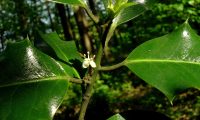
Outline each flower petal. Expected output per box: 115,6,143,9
82,59,90,68
90,60,96,68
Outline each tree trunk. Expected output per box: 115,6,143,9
74,7,93,52
46,2,55,31
56,3,74,40
14,0,28,38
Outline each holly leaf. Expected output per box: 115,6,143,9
40,32,82,64
0,39,72,120
107,114,126,120
125,21,200,103
114,0,157,25
114,4,146,26
105,0,157,49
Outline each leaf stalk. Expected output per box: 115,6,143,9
99,61,125,71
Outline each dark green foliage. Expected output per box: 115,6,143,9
1,0,200,120
125,21,200,102
40,32,82,63
107,114,125,120
0,39,71,120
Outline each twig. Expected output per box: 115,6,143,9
84,6,99,24
78,44,103,120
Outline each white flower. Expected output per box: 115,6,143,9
82,51,96,68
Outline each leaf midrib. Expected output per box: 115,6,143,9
0,76,70,88
126,59,200,65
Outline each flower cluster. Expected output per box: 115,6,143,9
82,51,96,68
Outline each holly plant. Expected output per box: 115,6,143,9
1,0,200,120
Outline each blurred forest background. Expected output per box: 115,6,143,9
1,0,200,120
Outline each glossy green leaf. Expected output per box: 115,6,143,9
125,21,200,102
105,3,145,47
114,0,157,26
105,0,157,49
40,32,82,63
0,39,71,120
107,114,126,120
47,0,86,7
114,4,146,26
58,61,80,78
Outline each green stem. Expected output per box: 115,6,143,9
78,12,113,119
99,61,125,71
78,44,103,120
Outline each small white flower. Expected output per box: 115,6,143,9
82,51,96,68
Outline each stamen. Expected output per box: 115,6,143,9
87,51,90,59
91,55,95,60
